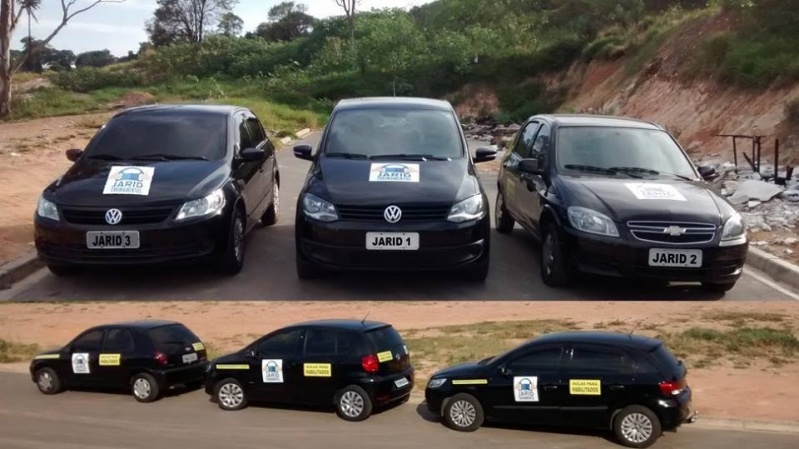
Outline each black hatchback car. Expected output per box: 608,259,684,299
30,320,209,403
496,114,748,292
425,331,696,448
204,319,414,421
34,105,280,276
293,97,496,281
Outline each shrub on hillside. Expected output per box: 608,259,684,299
50,67,143,92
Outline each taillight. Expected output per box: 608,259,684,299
154,351,169,366
659,379,685,396
361,354,379,373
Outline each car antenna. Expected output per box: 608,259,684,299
628,319,644,336
361,312,369,324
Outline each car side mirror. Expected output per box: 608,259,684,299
518,158,543,175
498,365,511,377
474,146,497,163
293,144,313,161
697,165,718,181
66,149,83,162
240,147,265,163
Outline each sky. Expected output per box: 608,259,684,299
11,0,433,57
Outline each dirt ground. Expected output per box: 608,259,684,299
1,300,798,424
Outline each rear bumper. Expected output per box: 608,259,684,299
152,361,209,390
655,389,693,431
359,367,415,406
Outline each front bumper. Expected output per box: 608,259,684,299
563,229,748,283
296,214,490,271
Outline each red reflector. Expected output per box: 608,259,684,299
361,354,379,373
154,351,169,366
659,380,684,396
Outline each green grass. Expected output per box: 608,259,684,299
658,327,799,361
0,339,40,363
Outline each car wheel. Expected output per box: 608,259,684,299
261,180,279,226
216,210,245,276
495,191,514,234
296,249,320,280
443,393,484,432
131,373,160,403
216,378,248,411
540,223,573,287
702,281,736,293
335,385,373,422
47,264,79,276
614,405,662,448
35,368,63,395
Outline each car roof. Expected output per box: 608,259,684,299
285,319,391,332
112,104,245,119
534,114,663,130
531,331,662,349
99,319,182,330
334,96,452,112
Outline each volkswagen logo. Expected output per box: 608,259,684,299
105,208,122,225
384,205,402,223
663,225,687,236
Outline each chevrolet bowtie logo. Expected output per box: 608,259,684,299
663,225,687,236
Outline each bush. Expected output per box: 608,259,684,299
50,67,143,93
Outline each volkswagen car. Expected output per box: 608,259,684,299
34,105,280,276
495,114,748,293
292,97,496,280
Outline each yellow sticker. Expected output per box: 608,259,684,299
192,342,205,351
452,379,488,385
99,354,121,366
304,363,332,377
34,354,60,360
217,364,249,370
569,379,601,395
377,351,393,363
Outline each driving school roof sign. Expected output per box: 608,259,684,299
103,166,155,196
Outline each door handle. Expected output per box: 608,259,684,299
608,385,625,391
542,385,558,391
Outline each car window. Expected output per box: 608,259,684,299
103,329,136,352
365,326,405,354
566,346,635,374
71,330,104,352
258,329,302,357
324,108,464,158
556,126,697,179
148,324,201,351
238,118,255,151
647,344,686,379
245,117,266,145
530,124,550,159
513,122,539,159
305,329,337,355
84,113,228,160
507,347,563,375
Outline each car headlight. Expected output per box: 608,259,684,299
302,193,339,222
567,206,619,237
447,194,485,223
176,188,226,221
427,378,447,389
37,196,59,221
720,212,747,246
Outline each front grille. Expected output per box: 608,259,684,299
39,240,213,262
627,221,716,245
336,205,450,222
62,207,175,225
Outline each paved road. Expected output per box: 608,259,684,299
4,134,797,301
0,372,796,449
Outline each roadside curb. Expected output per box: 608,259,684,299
0,252,43,290
691,417,799,435
747,247,799,292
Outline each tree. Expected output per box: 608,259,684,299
75,49,116,68
251,2,314,42
334,0,357,45
146,0,237,46
217,11,242,36
1,0,124,117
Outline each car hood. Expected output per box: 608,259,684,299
559,177,728,225
210,352,244,366
431,361,485,379
47,159,229,207
312,158,473,206
30,349,62,362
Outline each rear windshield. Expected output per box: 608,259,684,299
148,324,201,352
324,108,463,159
648,344,685,379
365,326,405,352
85,113,228,160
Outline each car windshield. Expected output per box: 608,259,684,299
556,126,698,180
323,108,464,159
84,113,228,161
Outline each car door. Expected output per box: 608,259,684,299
296,328,356,405
482,344,567,426
502,121,540,224
559,344,638,429
246,328,305,403
65,328,105,387
96,327,137,388
232,113,261,224
244,114,273,219
518,123,551,235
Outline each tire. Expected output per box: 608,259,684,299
443,393,485,432
35,367,63,395
261,180,279,226
215,210,246,276
296,249,320,280
131,373,160,403
47,264,79,276
702,282,736,293
540,222,573,287
335,385,373,422
495,190,515,234
215,378,248,411
613,405,662,448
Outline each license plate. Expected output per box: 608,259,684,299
182,353,198,364
366,232,419,250
394,377,410,388
648,248,702,267
86,231,140,249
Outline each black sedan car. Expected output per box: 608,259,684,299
293,97,496,281
30,320,209,403
425,331,696,448
496,114,748,292
204,319,414,421
34,105,280,276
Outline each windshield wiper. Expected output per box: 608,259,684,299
87,153,125,161
324,152,370,160
371,153,451,161
610,166,694,181
136,154,208,161
564,164,618,175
